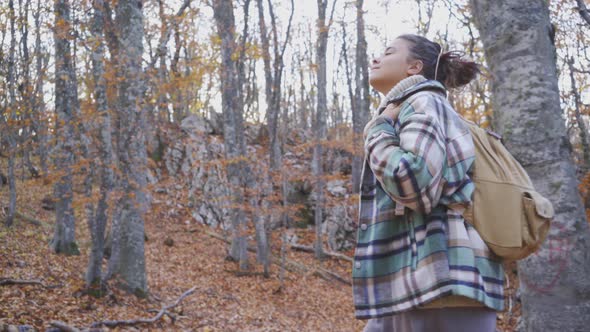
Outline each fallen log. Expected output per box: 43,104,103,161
0,203,49,227
15,210,46,227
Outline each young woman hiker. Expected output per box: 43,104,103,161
353,34,504,332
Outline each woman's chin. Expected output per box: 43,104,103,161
369,77,383,92
369,82,387,94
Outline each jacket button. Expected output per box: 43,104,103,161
360,224,368,231
355,261,361,269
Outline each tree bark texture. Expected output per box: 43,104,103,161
33,0,48,176
351,0,370,193
50,0,79,255
312,0,335,259
4,0,18,228
108,0,148,294
85,0,115,289
471,1,590,330
212,0,249,270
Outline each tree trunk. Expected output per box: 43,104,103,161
212,0,249,271
566,57,590,173
33,0,48,177
312,0,335,259
5,0,18,228
85,0,115,291
50,0,79,255
155,0,170,123
352,0,370,193
18,0,36,180
471,1,590,330
107,0,149,295
255,0,294,274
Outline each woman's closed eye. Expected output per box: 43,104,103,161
383,47,395,56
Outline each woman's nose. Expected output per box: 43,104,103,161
372,58,379,65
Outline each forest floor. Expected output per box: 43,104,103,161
0,173,520,331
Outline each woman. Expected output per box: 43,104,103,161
353,34,504,332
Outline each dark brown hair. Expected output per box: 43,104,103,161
397,34,479,89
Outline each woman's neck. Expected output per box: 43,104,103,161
378,75,427,110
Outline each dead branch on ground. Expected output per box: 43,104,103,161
49,286,197,331
90,286,197,328
0,277,61,288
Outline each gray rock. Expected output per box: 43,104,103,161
181,114,213,136
206,109,224,135
326,179,347,197
323,204,356,251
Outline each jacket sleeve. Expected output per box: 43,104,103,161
364,94,446,214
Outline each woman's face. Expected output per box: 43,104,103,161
369,38,422,94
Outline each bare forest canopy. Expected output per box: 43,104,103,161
1,0,589,331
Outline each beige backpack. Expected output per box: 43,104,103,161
460,118,554,261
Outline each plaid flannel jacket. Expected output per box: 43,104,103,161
352,78,504,319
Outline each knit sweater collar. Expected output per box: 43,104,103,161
376,75,446,115
378,75,427,109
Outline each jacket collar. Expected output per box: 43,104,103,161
377,75,447,115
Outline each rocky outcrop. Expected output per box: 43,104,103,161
162,114,357,250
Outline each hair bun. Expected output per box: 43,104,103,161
397,34,480,88
438,51,479,88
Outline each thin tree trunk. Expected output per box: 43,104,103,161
576,0,590,26
260,0,294,171
33,0,48,177
471,1,590,330
212,0,249,271
85,0,114,291
171,23,186,123
352,0,370,193
155,0,170,123
254,0,273,272
5,0,18,227
50,0,79,255
298,60,308,131
18,0,36,179
255,0,294,275
566,57,590,173
312,0,336,259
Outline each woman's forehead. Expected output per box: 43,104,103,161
385,38,410,51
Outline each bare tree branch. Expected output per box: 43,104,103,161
90,286,197,328
50,286,197,331
327,0,338,30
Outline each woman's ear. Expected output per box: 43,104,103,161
406,60,423,76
